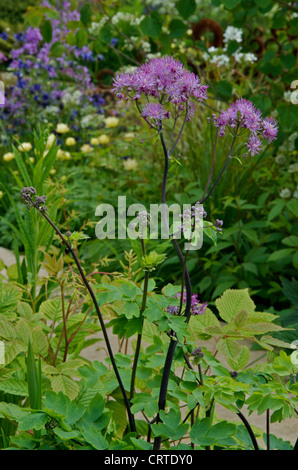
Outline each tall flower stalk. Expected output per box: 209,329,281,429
113,55,278,450
20,187,136,434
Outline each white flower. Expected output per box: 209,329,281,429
243,53,258,63
61,89,82,107
43,105,60,116
210,54,230,67
279,188,291,199
233,50,257,63
18,142,32,152
90,137,99,146
223,26,243,44
123,158,138,171
3,152,14,162
56,123,70,134
88,22,102,36
80,113,104,128
104,116,119,128
288,163,298,173
275,154,286,165
119,65,138,74
141,41,151,53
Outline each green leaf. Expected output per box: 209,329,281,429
97,290,122,306
277,103,298,132
216,80,233,99
10,433,37,450
31,328,48,356
25,9,44,27
227,345,250,370
78,361,108,388
281,53,296,69
217,337,243,359
39,297,65,322
121,302,139,319
0,378,28,396
41,19,52,43
80,3,92,26
50,41,65,58
215,288,255,323
44,391,84,425
54,428,79,440
268,249,293,262
190,418,236,446
140,15,162,37
27,340,41,409
267,199,286,221
50,374,80,400
81,393,106,425
76,29,88,48
222,0,241,8
189,308,221,340
18,412,48,431
169,19,187,38
176,0,196,19
80,426,109,450
152,409,189,440
44,390,70,420
130,437,152,450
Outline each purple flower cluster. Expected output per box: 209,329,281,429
21,187,47,212
113,56,208,123
211,98,278,156
167,292,207,316
1,0,104,138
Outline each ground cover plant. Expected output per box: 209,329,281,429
0,0,297,452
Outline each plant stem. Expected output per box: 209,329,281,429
130,269,149,400
199,125,239,205
237,409,259,451
153,129,192,451
39,211,136,433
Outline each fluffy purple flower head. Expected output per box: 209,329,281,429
262,116,278,143
113,56,208,122
141,102,170,124
212,98,278,156
246,136,262,156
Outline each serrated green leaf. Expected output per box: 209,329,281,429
50,374,79,400
0,378,28,396
215,289,255,323
227,346,250,370
217,337,243,359
18,412,48,431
